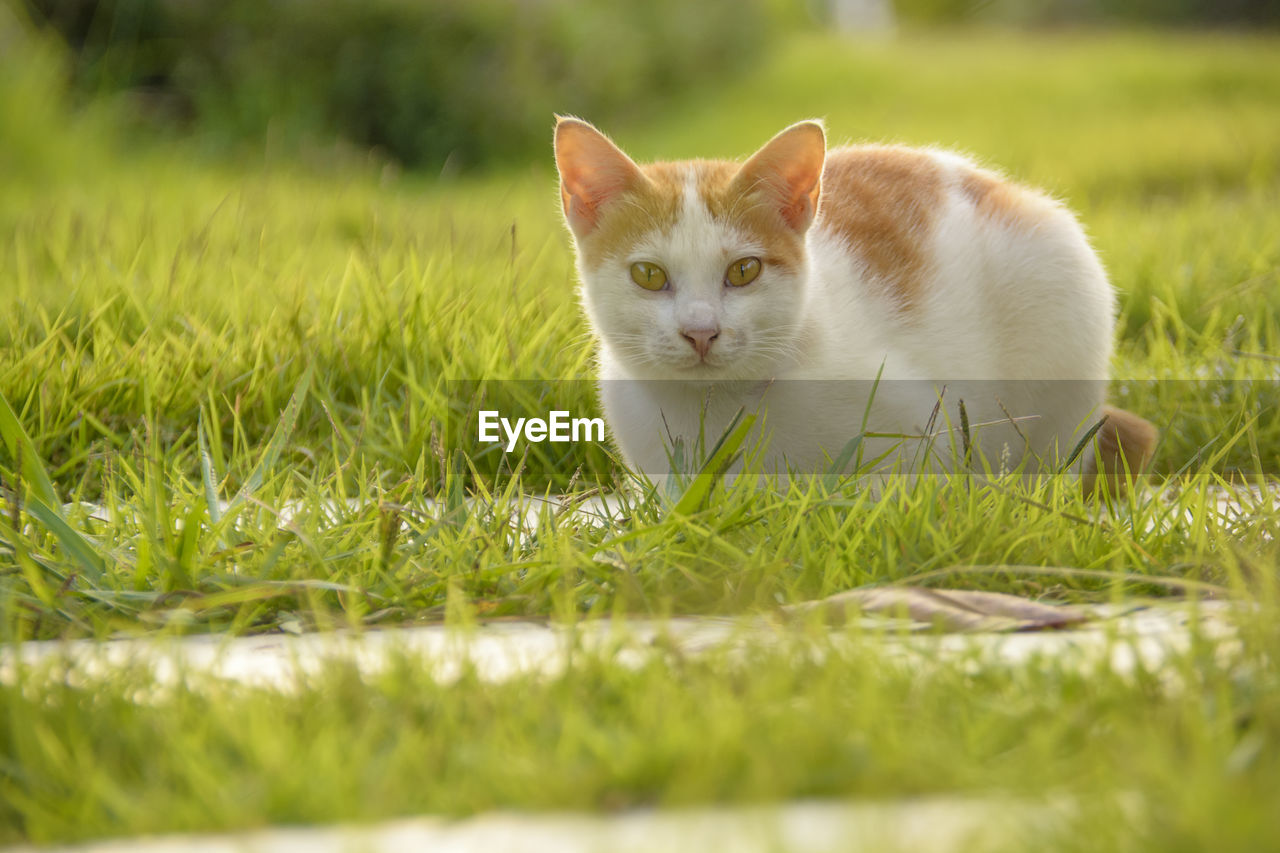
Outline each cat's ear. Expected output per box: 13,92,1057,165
555,117,645,239
733,120,826,232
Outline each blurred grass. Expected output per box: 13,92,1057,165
3,626,1279,847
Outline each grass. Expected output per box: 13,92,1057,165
1,24,1279,848
3,631,1278,848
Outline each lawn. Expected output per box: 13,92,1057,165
2,27,1279,848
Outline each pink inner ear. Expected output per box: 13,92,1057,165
555,121,643,237
734,122,826,232
779,176,821,231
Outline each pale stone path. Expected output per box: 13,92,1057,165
1,602,1233,852
2,601,1241,690
4,797,1069,853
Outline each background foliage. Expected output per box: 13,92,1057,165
892,0,1279,26
21,0,770,169
18,0,1277,174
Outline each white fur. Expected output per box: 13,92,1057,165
579,151,1115,481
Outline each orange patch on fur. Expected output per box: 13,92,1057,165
816,146,945,311
960,167,1056,226
698,161,806,277
575,164,683,271
1081,405,1159,498
578,158,808,277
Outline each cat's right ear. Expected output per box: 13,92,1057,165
733,120,826,233
554,117,645,239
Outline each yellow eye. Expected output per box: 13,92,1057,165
725,257,761,287
630,261,668,291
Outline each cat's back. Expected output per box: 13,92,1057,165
814,144,1070,309
811,143,1114,381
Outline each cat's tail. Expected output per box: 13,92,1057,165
1080,405,1159,498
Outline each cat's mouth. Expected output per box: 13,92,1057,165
677,348,720,370
675,352,738,377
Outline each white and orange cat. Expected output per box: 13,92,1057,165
554,117,1155,491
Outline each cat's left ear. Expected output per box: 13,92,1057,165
733,120,826,232
555,117,646,240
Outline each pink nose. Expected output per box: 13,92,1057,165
681,327,720,359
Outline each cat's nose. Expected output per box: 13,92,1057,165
680,326,720,359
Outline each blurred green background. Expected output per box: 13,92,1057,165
7,0,1278,173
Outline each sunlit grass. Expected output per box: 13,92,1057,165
1,29,1276,640
3,614,1279,848
1,26,1279,847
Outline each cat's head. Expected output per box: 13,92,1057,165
554,118,825,380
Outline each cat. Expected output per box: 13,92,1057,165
553,116,1156,492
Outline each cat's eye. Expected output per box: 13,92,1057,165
630,261,669,291
725,257,762,287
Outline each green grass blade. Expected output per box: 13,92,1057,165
24,500,107,585
0,389,60,511
672,411,756,516
0,389,109,586
198,409,223,525
230,365,314,507
822,433,865,492
1060,414,1107,473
